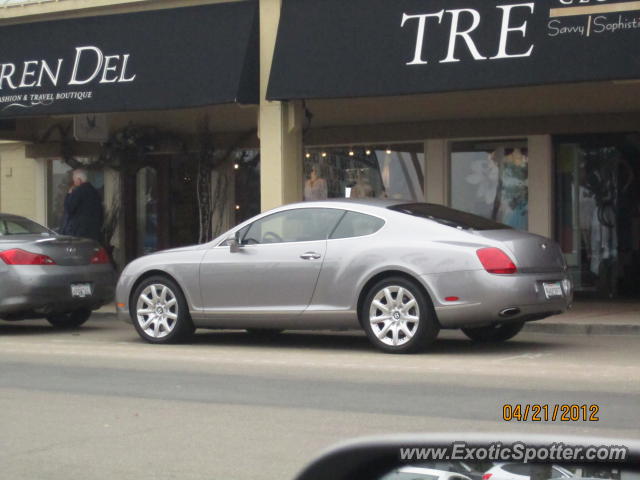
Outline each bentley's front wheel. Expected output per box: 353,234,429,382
131,276,194,344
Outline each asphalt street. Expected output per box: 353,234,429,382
0,314,639,480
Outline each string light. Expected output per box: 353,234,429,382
233,163,240,170
348,149,355,157
305,152,311,159
235,205,241,211
386,147,392,155
321,152,327,158
365,149,372,156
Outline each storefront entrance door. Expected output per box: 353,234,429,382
124,162,170,263
555,133,640,299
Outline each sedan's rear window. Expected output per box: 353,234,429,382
0,217,51,236
389,203,511,231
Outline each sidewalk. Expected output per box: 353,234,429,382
523,300,640,336
97,300,640,336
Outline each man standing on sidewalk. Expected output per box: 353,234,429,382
61,168,104,243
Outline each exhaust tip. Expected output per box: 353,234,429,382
499,307,521,318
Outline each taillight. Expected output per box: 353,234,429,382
90,248,110,265
0,248,56,265
476,247,517,274
482,474,493,480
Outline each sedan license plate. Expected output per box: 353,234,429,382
543,282,563,299
71,283,92,298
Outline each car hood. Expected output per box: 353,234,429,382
124,244,202,267
152,245,203,256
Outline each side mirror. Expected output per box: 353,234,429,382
228,232,243,253
293,434,639,480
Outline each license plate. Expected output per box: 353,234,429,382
543,282,563,299
71,283,92,298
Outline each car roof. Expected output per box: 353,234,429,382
286,198,406,209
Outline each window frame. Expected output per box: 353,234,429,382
0,217,52,236
237,207,347,246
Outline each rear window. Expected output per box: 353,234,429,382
389,203,511,231
0,217,51,236
330,211,385,239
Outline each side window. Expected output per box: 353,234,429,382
242,208,344,245
330,211,385,240
551,468,572,479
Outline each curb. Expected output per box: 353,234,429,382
523,322,640,336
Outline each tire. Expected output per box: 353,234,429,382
46,308,92,328
361,276,439,354
462,321,525,342
130,276,195,344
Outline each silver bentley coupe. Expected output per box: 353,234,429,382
116,200,572,353
0,213,116,327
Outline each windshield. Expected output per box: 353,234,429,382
0,216,51,236
389,203,511,231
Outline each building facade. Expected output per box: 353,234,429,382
1,0,639,299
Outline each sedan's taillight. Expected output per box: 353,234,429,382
0,248,56,265
476,247,517,274
482,474,493,480
90,248,110,265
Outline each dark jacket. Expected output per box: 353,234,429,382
61,182,104,243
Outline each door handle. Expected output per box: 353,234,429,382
300,252,321,260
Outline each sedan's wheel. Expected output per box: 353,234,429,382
362,277,439,353
462,321,525,342
46,309,92,328
131,276,194,344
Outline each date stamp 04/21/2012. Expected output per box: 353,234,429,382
503,404,600,422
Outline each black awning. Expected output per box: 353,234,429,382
0,1,259,118
267,0,640,101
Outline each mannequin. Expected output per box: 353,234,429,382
304,166,328,201
350,169,374,198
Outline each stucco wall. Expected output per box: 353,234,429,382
0,143,44,223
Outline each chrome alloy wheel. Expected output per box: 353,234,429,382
369,286,420,347
136,284,179,339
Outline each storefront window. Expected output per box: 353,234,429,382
555,134,640,298
46,158,104,233
302,145,424,202
450,140,528,230
233,149,261,225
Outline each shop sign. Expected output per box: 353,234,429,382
0,1,259,117
267,0,640,99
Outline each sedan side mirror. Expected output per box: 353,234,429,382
228,232,243,253
293,434,639,480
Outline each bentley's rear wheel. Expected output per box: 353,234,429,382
462,321,525,342
361,277,439,353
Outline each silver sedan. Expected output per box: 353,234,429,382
0,213,116,327
116,200,572,353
